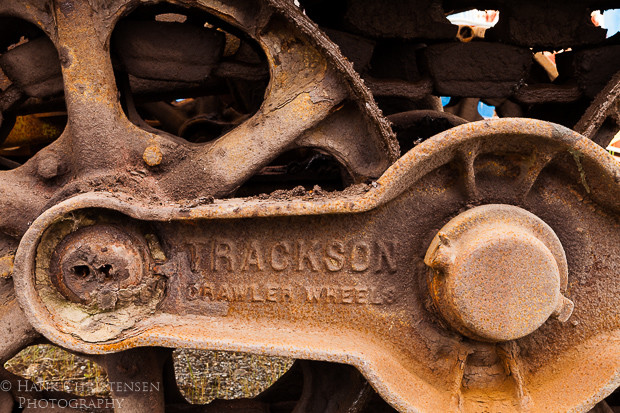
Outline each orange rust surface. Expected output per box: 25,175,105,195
1,114,64,148
10,119,620,413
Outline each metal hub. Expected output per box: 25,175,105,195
49,225,148,308
425,204,574,342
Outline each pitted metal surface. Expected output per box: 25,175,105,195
425,204,573,342
49,224,152,306
0,0,618,411
9,119,620,413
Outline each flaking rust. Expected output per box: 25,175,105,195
0,0,619,410
11,120,620,413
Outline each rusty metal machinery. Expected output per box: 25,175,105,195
0,0,618,412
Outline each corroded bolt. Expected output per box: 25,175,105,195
0,252,14,278
37,153,62,179
425,204,574,342
143,145,163,167
457,25,474,42
49,225,148,310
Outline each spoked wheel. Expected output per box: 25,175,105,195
0,0,619,413
0,0,398,411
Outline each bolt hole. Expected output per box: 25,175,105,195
458,26,473,40
98,264,113,278
72,265,90,278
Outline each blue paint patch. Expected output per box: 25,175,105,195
602,9,620,38
440,96,451,106
478,101,495,118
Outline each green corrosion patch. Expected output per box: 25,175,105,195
568,149,590,194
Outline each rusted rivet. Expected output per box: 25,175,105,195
0,253,15,278
143,145,163,167
37,153,62,179
425,204,570,342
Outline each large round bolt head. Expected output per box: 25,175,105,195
425,204,573,342
143,145,163,166
49,225,148,309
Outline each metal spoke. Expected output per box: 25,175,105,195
0,279,37,364
574,70,620,147
53,0,152,173
101,348,167,413
448,344,471,412
0,169,56,237
497,342,532,410
459,146,480,199
516,150,557,201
